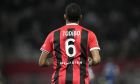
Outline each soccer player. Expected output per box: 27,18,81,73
38,3,101,84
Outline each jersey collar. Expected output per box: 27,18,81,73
66,23,78,25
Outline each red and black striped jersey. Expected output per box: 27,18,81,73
40,23,100,84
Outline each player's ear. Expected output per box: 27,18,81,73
64,14,67,20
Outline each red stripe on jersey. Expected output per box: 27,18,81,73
59,27,67,84
51,32,56,84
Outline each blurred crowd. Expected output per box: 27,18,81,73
0,0,66,62
0,0,140,84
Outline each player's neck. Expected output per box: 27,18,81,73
66,20,79,25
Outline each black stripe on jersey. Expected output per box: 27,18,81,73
53,30,62,84
66,28,74,84
80,29,88,84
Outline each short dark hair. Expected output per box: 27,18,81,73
65,3,82,22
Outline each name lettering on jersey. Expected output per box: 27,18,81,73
60,61,82,65
62,31,80,36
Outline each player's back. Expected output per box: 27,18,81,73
51,23,92,84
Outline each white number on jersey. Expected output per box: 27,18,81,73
65,38,76,57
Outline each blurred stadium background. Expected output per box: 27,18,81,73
0,0,140,84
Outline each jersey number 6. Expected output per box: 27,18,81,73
65,38,76,57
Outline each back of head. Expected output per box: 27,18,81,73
65,3,82,22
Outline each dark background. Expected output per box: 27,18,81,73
0,0,140,84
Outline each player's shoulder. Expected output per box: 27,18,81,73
80,26,95,34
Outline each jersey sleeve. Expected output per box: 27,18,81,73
40,33,53,53
88,31,100,51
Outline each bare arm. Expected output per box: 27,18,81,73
38,51,53,67
90,49,101,66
